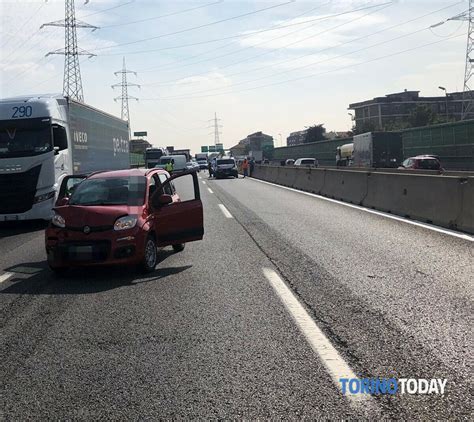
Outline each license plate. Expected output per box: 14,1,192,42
69,245,94,260
4,215,19,221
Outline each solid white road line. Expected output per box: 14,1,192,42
251,178,474,242
263,267,372,406
0,272,13,284
207,188,214,194
218,204,233,219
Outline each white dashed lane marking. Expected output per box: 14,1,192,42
207,188,214,194
263,268,373,408
218,204,233,219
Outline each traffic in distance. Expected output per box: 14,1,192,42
1,0,473,420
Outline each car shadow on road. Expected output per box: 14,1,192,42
0,220,48,239
1,250,192,295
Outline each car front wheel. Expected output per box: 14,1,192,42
140,235,157,273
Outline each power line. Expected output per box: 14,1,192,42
139,1,332,73
99,2,393,56
100,0,223,29
143,8,461,98
141,2,392,87
92,0,295,52
78,0,136,19
141,33,464,101
0,0,47,50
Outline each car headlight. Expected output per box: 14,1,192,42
114,215,137,231
51,212,65,228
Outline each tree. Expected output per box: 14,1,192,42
407,104,441,128
352,121,377,135
304,124,326,143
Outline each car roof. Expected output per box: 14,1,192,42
87,168,166,179
297,158,316,161
412,155,439,160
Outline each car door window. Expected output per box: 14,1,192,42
158,173,174,195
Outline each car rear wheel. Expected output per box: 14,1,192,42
172,243,185,253
140,235,157,273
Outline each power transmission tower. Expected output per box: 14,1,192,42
208,112,222,145
42,0,97,102
447,1,474,119
112,57,140,127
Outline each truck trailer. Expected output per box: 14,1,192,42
0,94,130,221
352,132,402,168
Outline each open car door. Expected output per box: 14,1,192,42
56,175,87,206
151,171,204,246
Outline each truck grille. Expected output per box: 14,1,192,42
0,165,41,214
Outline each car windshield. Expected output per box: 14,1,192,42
217,159,235,165
0,118,52,157
69,176,146,206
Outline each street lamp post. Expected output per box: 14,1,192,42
278,133,283,147
438,86,448,122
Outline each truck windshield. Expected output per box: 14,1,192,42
69,176,146,206
0,118,52,157
146,151,164,159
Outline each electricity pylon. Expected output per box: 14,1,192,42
112,57,140,127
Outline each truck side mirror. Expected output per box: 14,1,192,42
54,146,60,155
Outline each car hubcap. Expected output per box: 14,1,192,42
145,240,156,268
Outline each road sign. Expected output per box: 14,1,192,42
201,146,209,152
133,131,147,137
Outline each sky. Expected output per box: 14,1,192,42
0,0,469,153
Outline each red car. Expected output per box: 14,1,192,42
45,168,203,274
399,155,443,171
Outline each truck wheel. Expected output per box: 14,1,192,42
172,243,185,253
140,235,157,273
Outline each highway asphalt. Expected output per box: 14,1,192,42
0,171,472,419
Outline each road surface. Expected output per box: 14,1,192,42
1,172,472,419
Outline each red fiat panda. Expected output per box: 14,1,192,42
45,168,203,274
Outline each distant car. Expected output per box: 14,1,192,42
399,155,443,171
285,159,295,166
263,159,270,164
213,158,238,179
294,158,318,167
45,168,204,274
197,159,208,170
186,161,200,172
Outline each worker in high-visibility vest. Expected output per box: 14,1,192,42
165,159,174,174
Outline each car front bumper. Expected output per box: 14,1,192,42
45,225,147,268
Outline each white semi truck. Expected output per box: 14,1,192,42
0,94,130,221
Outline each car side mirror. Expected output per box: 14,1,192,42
56,197,69,206
54,146,60,155
152,193,173,208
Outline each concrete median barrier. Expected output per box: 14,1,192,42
363,173,466,231
457,177,474,233
320,169,368,205
293,168,325,193
252,165,473,234
275,167,298,187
